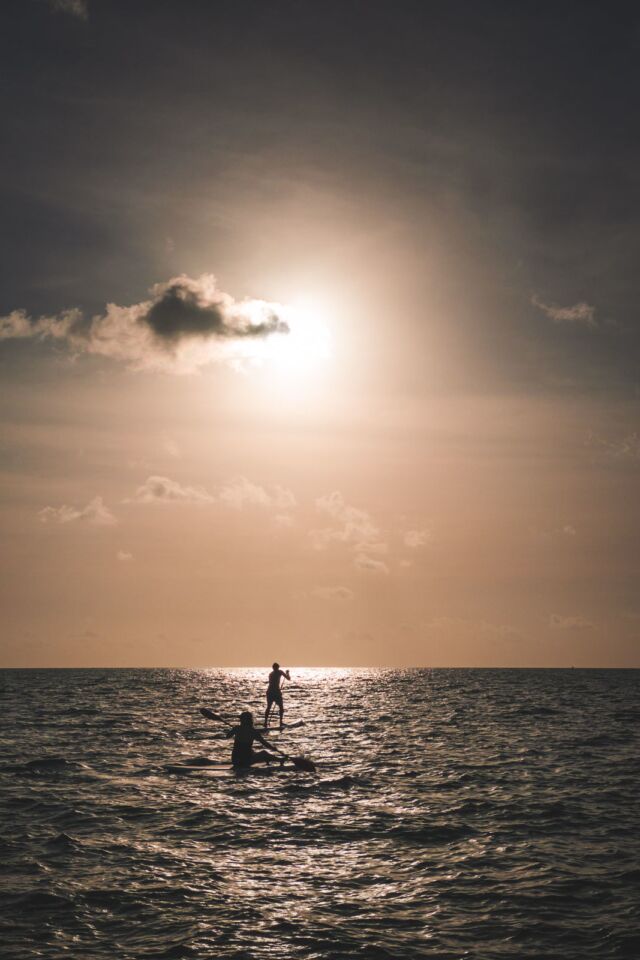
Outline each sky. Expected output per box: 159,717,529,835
1,0,639,667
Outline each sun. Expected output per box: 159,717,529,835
218,295,333,386
271,298,332,375
238,297,332,378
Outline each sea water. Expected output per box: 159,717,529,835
1,668,638,959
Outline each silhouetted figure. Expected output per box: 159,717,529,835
226,711,280,768
265,662,290,729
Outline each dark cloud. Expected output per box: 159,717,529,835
145,283,227,340
142,277,288,342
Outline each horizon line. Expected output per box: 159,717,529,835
1,665,638,671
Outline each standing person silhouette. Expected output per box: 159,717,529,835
265,662,290,730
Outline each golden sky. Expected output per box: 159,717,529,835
1,1,639,666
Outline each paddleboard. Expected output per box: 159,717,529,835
265,719,305,732
166,762,297,776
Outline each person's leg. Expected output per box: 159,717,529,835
278,696,284,730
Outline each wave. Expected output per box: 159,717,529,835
45,832,82,850
0,756,76,774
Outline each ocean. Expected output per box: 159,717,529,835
1,668,638,959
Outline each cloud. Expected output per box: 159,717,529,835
117,550,133,562
532,522,577,541
218,476,296,512
549,614,595,630
144,276,287,342
403,528,431,548
162,436,181,458
38,495,116,526
0,274,289,374
354,553,389,574
129,475,214,504
532,295,597,328
49,0,88,19
586,430,640,462
311,491,388,572
128,475,296,520
426,617,521,642
0,308,81,341
312,491,382,550
312,586,355,601
274,513,295,528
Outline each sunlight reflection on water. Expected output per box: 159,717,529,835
1,667,639,959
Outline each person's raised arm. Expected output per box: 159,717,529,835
283,669,290,681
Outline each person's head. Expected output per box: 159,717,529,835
240,710,254,727
272,662,279,671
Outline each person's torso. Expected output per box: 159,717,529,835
233,727,255,747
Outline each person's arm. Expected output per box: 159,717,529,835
223,726,237,739
255,731,275,750
282,669,290,681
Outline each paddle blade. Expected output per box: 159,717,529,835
292,755,316,773
200,707,224,723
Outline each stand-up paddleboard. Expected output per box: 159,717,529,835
166,762,304,776
165,762,226,775
265,719,305,732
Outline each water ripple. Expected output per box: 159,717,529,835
0,667,638,959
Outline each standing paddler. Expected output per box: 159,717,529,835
264,662,290,730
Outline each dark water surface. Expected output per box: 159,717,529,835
1,668,639,959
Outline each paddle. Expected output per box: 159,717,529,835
199,707,316,773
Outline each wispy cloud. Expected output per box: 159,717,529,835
274,513,295,528
129,476,214,505
354,553,389,574
532,295,597,328
586,430,640,461
549,614,595,630
0,308,81,341
38,495,116,526
403,528,431,548
162,436,181,458
117,550,133,562
312,586,354,601
311,491,388,572
0,274,289,374
128,475,296,519
219,477,296,512
425,617,521,641
48,0,88,20
532,522,577,541
311,491,381,549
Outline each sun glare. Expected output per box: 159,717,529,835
274,299,332,375
242,297,332,379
